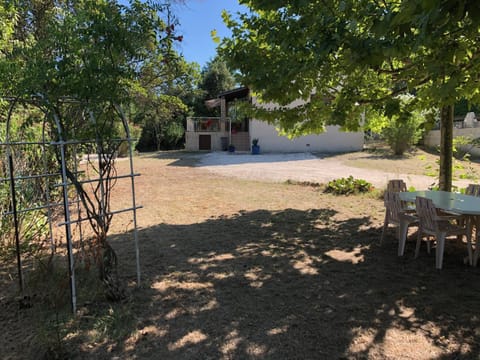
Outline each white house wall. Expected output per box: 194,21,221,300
250,119,363,153
250,96,363,153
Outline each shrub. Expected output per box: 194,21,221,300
366,94,428,155
117,124,142,157
382,115,422,155
324,176,373,195
0,109,57,259
452,136,480,160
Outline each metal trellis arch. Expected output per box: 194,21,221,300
0,97,141,313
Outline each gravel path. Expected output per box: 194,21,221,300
196,151,457,189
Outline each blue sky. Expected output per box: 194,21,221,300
172,1,248,68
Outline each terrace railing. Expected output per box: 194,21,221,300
188,117,223,132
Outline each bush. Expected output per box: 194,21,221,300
366,94,428,155
452,136,480,160
117,124,142,157
0,109,57,258
382,115,422,155
324,176,373,195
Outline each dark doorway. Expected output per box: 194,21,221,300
199,135,211,150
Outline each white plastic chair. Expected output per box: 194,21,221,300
466,184,480,197
415,196,472,269
381,180,409,236
381,191,418,255
463,184,480,265
386,179,407,192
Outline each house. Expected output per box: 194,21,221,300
424,112,480,148
185,87,364,153
424,112,480,157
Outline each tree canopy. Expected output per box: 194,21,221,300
219,0,480,189
0,0,196,302
200,56,237,100
0,0,199,150
190,56,237,117
0,0,179,105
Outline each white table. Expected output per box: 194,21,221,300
399,190,480,266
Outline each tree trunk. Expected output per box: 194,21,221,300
99,241,125,301
439,105,454,191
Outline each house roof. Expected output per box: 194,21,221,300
217,87,249,101
204,87,250,108
205,98,221,109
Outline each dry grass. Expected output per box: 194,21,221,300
335,146,480,181
1,149,480,359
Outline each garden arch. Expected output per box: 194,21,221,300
0,97,141,313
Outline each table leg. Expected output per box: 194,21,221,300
463,215,474,266
435,233,446,270
473,216,480,267
398,221,408,256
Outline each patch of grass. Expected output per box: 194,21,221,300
424,164,437,177
324,176,374,195
90,303,136,342
340,146,480,180
24,256,130,358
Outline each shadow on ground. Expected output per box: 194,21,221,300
65,208,480,359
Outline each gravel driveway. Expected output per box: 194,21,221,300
196,151,453,189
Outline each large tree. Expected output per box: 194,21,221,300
2,0,176,102
200,56,237,100
192,56,237,116
0,0,182,299
131,45,200,150
220,0,480,191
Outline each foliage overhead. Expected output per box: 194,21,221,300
219,0,480,136
0,0,192,300
0,0,196,150
0,0,180,106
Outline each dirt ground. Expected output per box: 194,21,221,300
2,149,480,359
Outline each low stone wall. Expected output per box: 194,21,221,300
424,128,480,158
424,127,480,147
459,146,480,158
